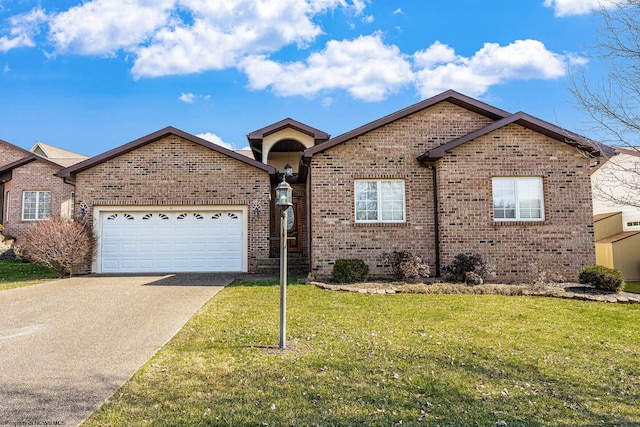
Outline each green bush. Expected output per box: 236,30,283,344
332,259,369,283
579,265,625,292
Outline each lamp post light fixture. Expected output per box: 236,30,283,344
275,176,293,349
284,163,293,177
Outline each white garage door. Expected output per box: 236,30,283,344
99,210,244,273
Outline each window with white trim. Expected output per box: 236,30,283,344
22,191,51,220
492,177,544,221
355,179,405,223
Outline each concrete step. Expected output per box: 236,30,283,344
256,257,309,275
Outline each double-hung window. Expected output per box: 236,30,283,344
22,191,51,220
492,177,544,221
355,179,405,223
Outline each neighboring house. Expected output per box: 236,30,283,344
594,212,640,281
591,147,640,280
0,139,87,241
57,90,604,281
592,146,640,231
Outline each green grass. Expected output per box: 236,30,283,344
0,259,58,290
84,279,640,427
624,281,640,294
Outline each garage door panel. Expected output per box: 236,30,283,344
156,228,172,237
139,227,156,237
139,243,155,253
121,228,139,237
121,259,137,269
100,209,244,273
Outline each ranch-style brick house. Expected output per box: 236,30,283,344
49,90,603,281
0,140,86,242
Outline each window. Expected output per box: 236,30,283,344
22,191,51,220
355,179,405,223
492,177,543,221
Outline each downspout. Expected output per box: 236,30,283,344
302,154,312,278
431,164,441,277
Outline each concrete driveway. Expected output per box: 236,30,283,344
0,273,234,427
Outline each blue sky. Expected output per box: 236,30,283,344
0,0,615,156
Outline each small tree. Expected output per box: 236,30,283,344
16,218,96,277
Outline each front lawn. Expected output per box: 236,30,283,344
84,279,640,427
0,259,58,290
625,281,640,294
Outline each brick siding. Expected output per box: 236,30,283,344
0,144,28,167
2,161,74,241
309,102,495,279
309,101,595,282
74,135,272,272
436,123,595,282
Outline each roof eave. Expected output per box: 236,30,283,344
58,126,276,178
304,89,511,158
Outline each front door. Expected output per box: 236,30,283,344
278,197,302,253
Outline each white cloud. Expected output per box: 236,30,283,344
179,92,211,103
413,39,572,98
0,7,46,52
179,92,196,103
393,8,403,15
21,0,364,77
3,64,10,73
362,15,374,23
413,41,456,68
543,0,617,16
49,0,174,55
321,96,334,107
241,33,414,102
130,0,361,78
196,132,234,150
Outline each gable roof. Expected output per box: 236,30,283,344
58,126,276,178
247,118,330,160
1,138,32,158
247,118,330,143
30,142,88,167
0,153,67,183
418,111,605,162
613,146,640,157
303,90,510,158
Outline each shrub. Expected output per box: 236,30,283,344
442,253,495,285
579,265,625,292
381,250,430,282
332,259,369,283
15,218,96,277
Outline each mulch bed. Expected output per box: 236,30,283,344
312,281,640,304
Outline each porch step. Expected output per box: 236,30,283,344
256,257,309,276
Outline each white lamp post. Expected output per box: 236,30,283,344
275,175,292,349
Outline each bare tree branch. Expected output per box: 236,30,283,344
572,0,640,209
